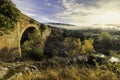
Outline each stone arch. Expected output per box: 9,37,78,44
20,27,36,46
18,25,40,57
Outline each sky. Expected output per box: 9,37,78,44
11,0,120,26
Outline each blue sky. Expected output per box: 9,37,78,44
11,0,120,26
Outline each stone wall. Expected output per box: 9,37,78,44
0,13,51,57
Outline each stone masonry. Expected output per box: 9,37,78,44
0,13,51,57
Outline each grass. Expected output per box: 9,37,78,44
6,64,118,80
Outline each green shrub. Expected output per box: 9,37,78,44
28,48,44,60
41,23,47,31
63,37,81,57
107,62,120,74
21,29,44,60
0,0,20,31
96,32,113,55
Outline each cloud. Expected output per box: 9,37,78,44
44,0,52,6
11,0,59,23
11,0,120,25
56,0,120,25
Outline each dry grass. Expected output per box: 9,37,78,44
10,66,118,80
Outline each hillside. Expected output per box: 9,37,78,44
1,26,120,80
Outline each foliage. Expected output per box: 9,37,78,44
28,48,44,60
109,50,120,59
41,23,47,31
0,0,20,31
63,37,81,56
95,32,113,55
44,27,95,57
21,29,44,60
98,32,113,49
98,32,113,42
1,27,120,79
81,38,94,54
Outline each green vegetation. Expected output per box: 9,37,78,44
94,31,119,55
63,37,81,56
21,29,44,60
98,32,113,42
43,27,120,79
81,38,94,54
28,48,44,60
62,37,94,56
97,32,113,54
0,0,20,32
41,23,47,31
1,26,120,79
44,28,95,58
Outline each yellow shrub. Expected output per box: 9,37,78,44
81,38,94,54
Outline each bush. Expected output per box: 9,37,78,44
40,23,47,31
28,48,44,60
95,32,113,54
81,38,95,54
21,29,44,60
98,32,113,42
63,37,81,57
0,0,20,31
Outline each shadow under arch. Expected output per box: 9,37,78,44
19,26,44,60
19,26,43,59
20,27,37,46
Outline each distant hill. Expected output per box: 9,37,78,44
45,22,120,30
46,22,76,26
45,22,83,30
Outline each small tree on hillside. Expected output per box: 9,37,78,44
98,32,113,42
81,38,95,54
63,37,82,57
97,32,113,54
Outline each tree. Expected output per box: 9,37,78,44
0,0,20,30
21,29,44,60
81,38,94,54
98,32,113,42
63,37,81,57
97,32,113,54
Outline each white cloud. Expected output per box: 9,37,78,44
44,0,51,6
11,0,120,26
56,0,120,26
11,0,56,23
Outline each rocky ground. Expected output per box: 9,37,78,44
0,61,39,80
0,55,120,80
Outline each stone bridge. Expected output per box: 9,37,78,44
0,14,51,58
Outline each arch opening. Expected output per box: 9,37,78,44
20,27,36,46
20,26,44,60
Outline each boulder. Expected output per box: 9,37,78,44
109,57,120,63
0,66,9,79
